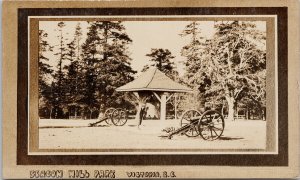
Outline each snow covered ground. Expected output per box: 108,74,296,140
39,118,266,152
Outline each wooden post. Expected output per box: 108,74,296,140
133,92,141,124
152,92,170,121
160,93,167,121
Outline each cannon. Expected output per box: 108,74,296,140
89,108,128,127
110,108,128,126
168,109,225,141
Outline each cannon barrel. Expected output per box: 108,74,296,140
88,117,109,127
168,119,199,139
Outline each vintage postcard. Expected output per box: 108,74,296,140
2,0,300,179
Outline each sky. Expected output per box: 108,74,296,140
123,21,215,75
39,20,266,76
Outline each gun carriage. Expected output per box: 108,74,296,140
89,108,128,127
168,109,225,141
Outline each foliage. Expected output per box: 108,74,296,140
179,22,207,109
180,22,206,87
181,21,266,120
63,23,84,117
38,21,136,119
81,21,136,114
49,22,70,118
144,48,178,79
38,30,55,118
38,30,53,88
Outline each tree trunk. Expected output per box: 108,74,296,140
262,107,266,121
54,108,57,119
49,107,53,119
226,96,235,121
246,106,249,120
135,103,143,126
68,106,71,119
221,103,224,116
97,104,103,119
74,107,77,119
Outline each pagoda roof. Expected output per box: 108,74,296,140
116,68,192,93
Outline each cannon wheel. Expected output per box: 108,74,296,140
198,110,225,141
104,108,116,125
111,108,128,126
180,109,201,137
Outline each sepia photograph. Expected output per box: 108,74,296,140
3,2,299,178
36,19,269,153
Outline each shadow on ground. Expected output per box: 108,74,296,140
39,125,110,129
218,136,244,140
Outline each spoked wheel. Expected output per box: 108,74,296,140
104,108,116,125
180,109,202,137
111,108,128,126
198,110,225,141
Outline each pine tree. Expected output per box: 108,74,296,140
80,24,99,118
64,23,83,119
38,30,54,118
96,21,136,109
180,21,206,87
179,22,208,111
145,48,178,79
81,21,136,118
52,22,68,118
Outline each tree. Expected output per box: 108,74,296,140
38,30,54,118
95,21,136,109
145,48,178,79
197,21,266,120
38,30,53,91
52,21,68,118
64,23,83,118
179,22,208,112
180,22,206,87
80,21,136,118
80,23,100,118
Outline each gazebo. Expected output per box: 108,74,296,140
116,68,192,121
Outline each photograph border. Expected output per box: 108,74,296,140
17,7,287,166
29,15,276,155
